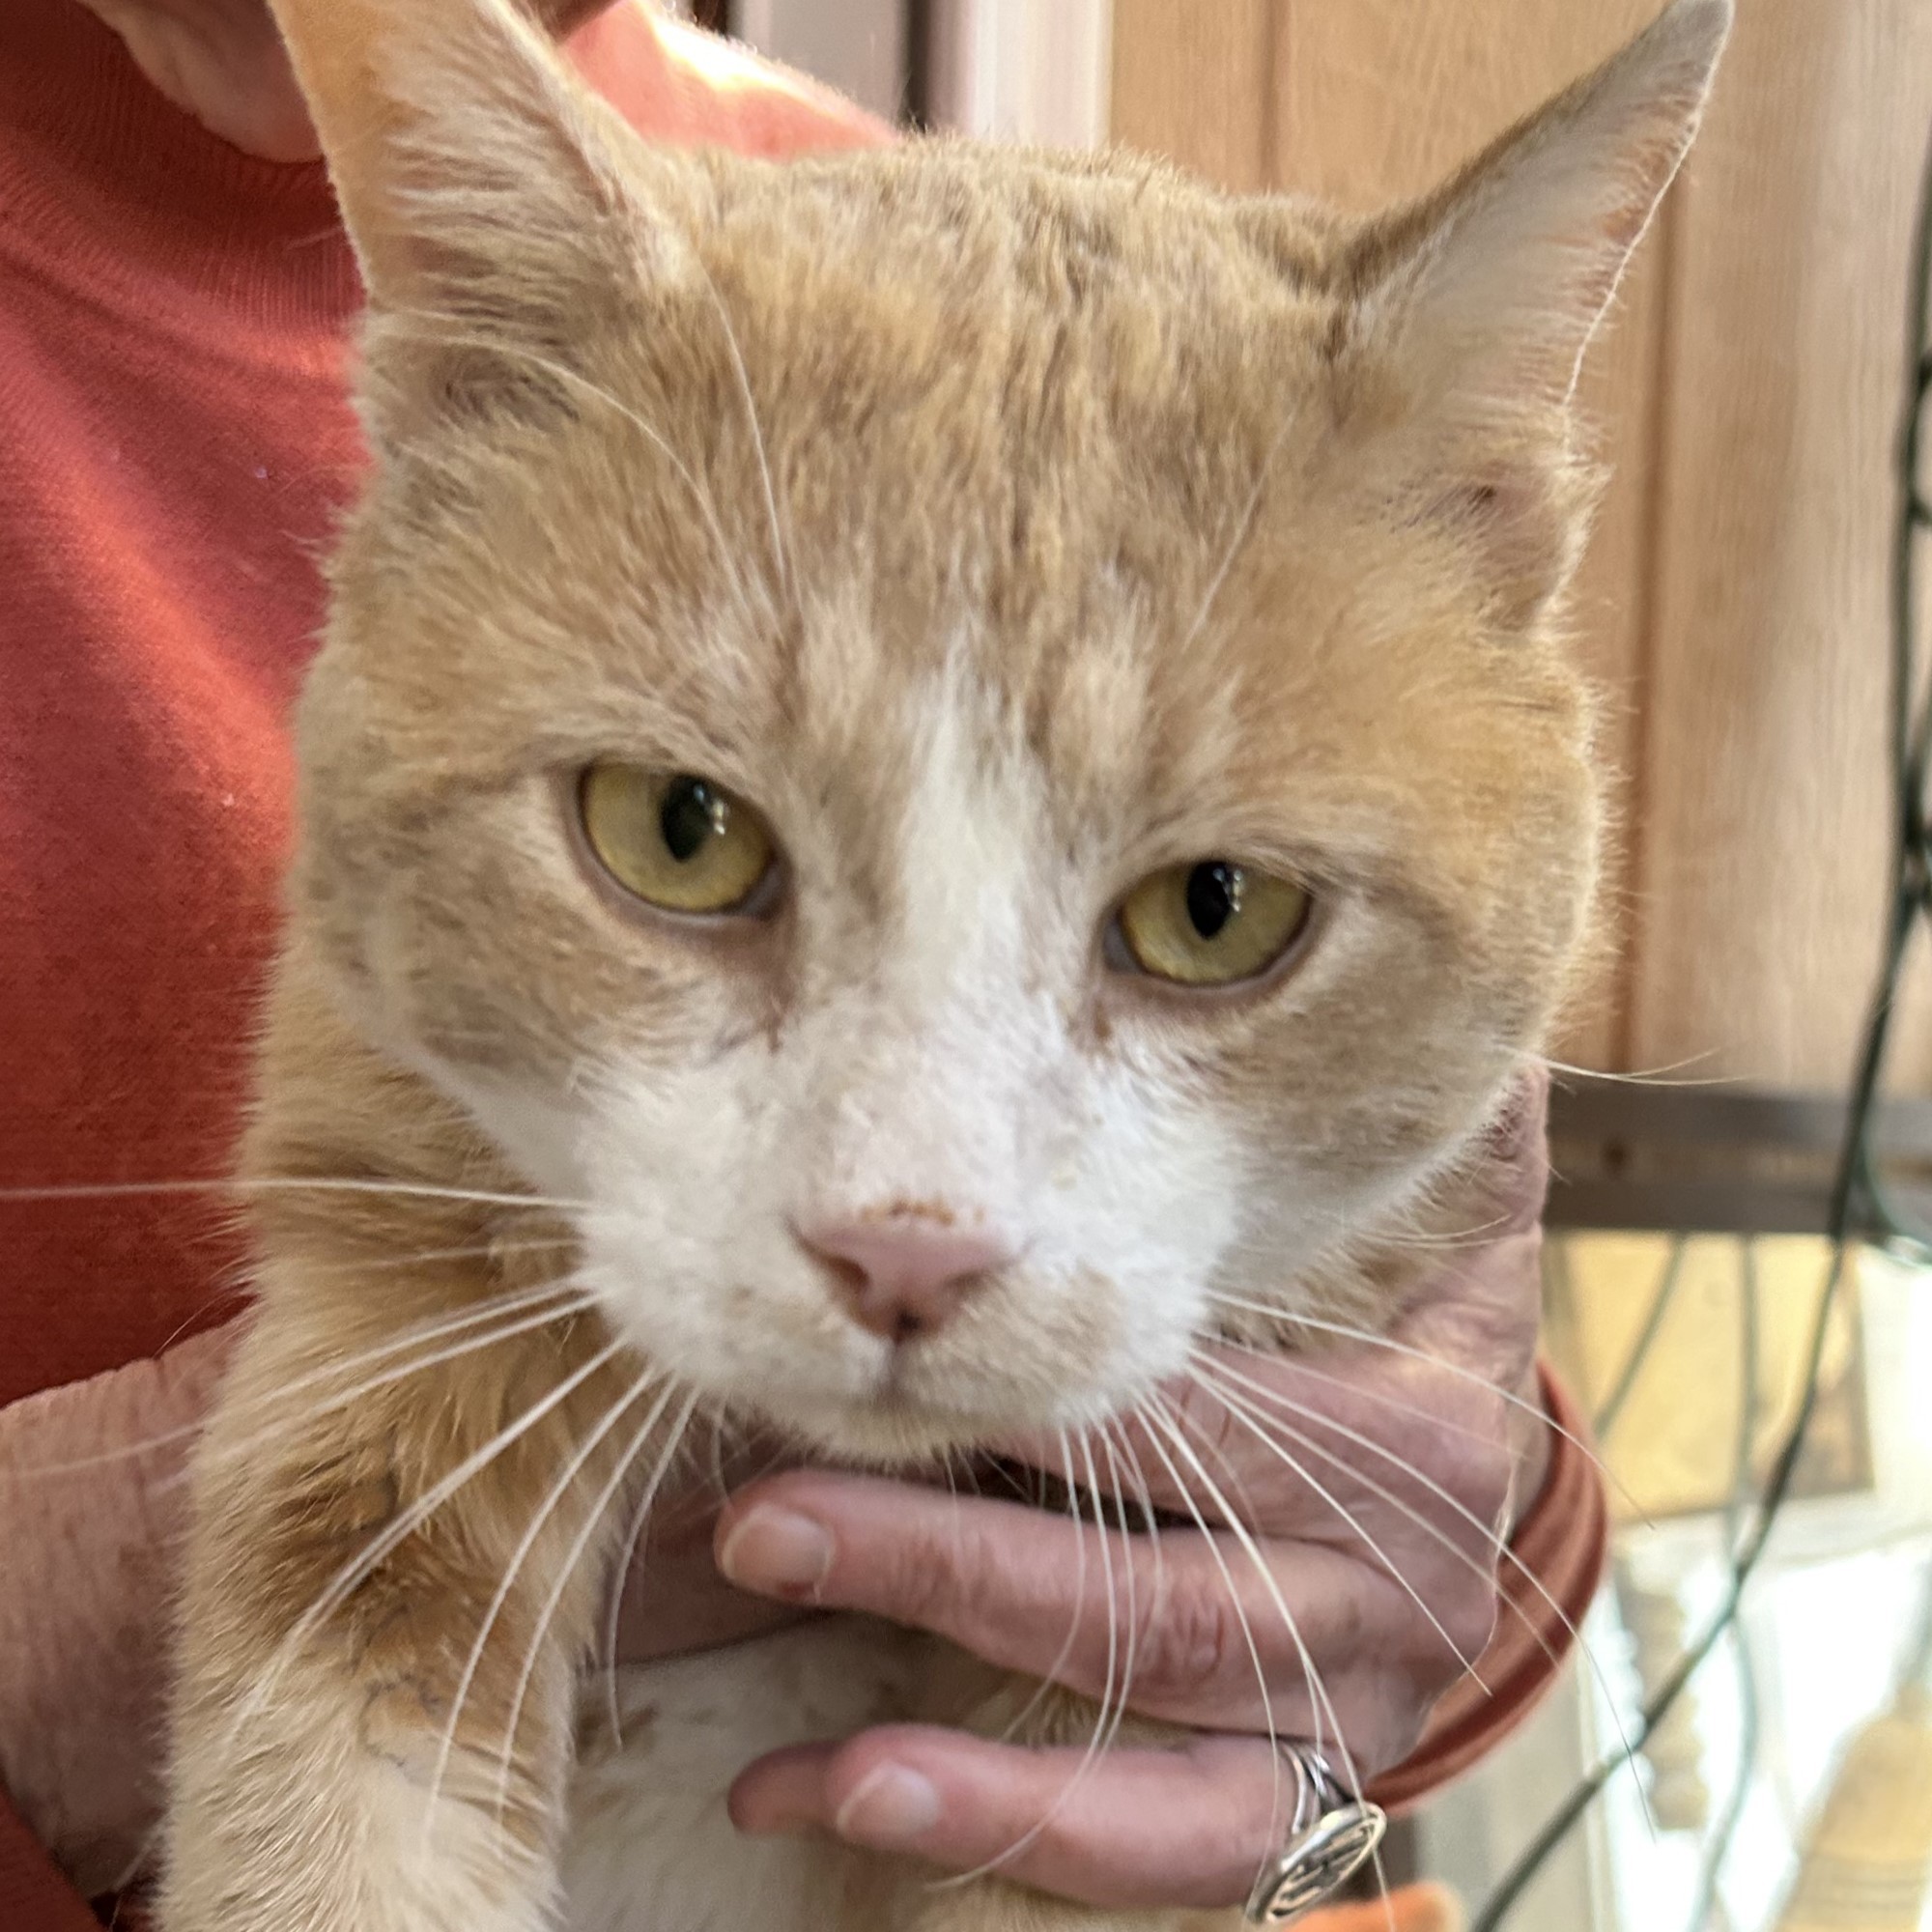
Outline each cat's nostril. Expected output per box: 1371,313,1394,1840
817,1251,868,1298
796,1215,1015,1345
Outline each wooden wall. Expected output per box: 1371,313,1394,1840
1111,0,1932,1092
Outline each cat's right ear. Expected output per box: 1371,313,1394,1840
266,0,680,442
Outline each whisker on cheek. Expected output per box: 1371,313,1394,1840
184,1283,604,1487
0,1176,593,1213
10,1275,596,1484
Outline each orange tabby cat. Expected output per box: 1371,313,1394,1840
158,2,1727,1927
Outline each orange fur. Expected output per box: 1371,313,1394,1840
160,3,1728,1928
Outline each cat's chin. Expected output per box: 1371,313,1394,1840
743,1385,1069,1470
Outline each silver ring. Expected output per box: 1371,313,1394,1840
1241,1744,1387,1925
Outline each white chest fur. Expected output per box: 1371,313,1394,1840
560,1617,926,1932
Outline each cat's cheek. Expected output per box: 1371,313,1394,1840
414,1062,600,1207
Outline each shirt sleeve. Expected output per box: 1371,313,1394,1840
1366,1363,1610,1814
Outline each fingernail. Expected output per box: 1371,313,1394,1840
718,1506,834,1600
835,1764,942,1845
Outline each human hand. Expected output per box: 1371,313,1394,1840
0,1323,239,1896
714,1076,1552,1912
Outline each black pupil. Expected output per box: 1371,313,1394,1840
661,777,726,864
1185,862,1243,940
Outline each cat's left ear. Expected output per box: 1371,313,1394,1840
1335,0,1731,627
266,0,678,443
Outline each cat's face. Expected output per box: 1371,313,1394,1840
278,0,1724,1460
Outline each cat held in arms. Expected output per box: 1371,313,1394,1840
157,1,1728,1927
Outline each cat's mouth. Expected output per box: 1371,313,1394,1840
741,1360,1084,1467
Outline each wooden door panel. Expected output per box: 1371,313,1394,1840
1108,0,1932,1090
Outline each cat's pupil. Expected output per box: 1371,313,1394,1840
660,777,726,864
1185,862,1243,940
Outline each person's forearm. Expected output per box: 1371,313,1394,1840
0,1324,237,1895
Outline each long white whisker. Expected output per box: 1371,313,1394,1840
492,1387,702,1827
1201,1366,1502,1558
1152,1387,1432,1926
1067,1429,1124,1782
706,1414,731,1509
1151,1387,1392,1915
1098,1414,1167,1831
1201,1290,1625,1503
1103,1414,1166,1599
423,1367,669,1845
1094,1428,1143,1758
599,1402,743,1747
1194,1349,1645,1794
1198,1356,1522,1593
1133,1391,1294,1848
601,1405,762,1749
1183,1362,1486,1686
1151,1389,1374,1804
192,1287,601,1478
14,1278,593,1481
936,1429,1126,1890
0,1176,587,1211
1529,1049,1728,1088
992,1428,1092,1748
298,1236,576,1277
1203,1337,1505,1452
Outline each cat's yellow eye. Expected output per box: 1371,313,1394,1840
579,764,775,916
1115,861,1312,987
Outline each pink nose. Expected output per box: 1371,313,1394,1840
798,1216,1014,1344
